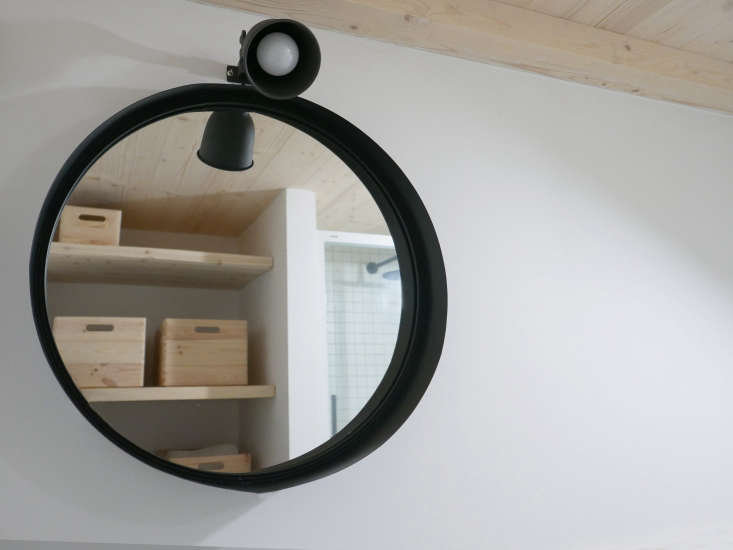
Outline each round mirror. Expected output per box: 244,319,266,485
30,85,446,491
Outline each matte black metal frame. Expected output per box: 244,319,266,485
29,84,447,492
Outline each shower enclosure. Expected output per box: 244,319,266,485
321,232,402,434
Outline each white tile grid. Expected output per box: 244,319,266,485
325,243,401,433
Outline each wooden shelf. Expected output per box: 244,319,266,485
81,384,276,403
47,242,273,289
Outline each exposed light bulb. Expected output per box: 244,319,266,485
256,32,300,76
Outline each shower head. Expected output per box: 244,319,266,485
365,254,397,274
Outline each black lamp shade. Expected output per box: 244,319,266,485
242,19,321,100
197,110,255,171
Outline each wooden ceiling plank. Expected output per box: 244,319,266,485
564,0,630,26
596,0,675,34
251,112,297,153
682,15,733,63
460,0,585,20
621,0,728,48
248,126,334,193
202,0,733,114
318,185,389,235
70,110,384,237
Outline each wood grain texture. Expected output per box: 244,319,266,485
47,242,273,289
500,0,733,62
69,112,389,237
52,316,146,388
57,205,122,246
158,319,248,386
80,384,276,402
167,452,252,473
201,0,733,114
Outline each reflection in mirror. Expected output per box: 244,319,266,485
45,111,401,472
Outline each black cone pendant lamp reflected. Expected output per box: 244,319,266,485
197,110,255,171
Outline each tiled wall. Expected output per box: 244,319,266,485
324,243,402,433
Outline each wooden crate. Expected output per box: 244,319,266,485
157,319,247,386
58,205,122,245
168,453,251,473
52,317,146,388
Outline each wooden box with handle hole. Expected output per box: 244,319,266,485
157,319,248,386
57,205,122,246
52,316,146,388
159,445,252,473
168,453,251,473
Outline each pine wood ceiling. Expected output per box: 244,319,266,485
69,112,388,236
202,0,733,114
500,0,733,62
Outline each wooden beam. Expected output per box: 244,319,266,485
202,0,733,114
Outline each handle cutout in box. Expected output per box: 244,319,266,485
195,326,221,334
198,461,224,471
86,324,114,332
78,214,107,222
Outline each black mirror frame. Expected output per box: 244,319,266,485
29,83,447,492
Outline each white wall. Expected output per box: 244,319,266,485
238,189,330,467
238,190,291,468
283,189,330,459
0,544,280,550
2,1,733,549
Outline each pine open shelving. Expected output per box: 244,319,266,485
81,384,276,403
48,241,277,405
47,242,273,289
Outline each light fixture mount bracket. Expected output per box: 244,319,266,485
225,29,249,85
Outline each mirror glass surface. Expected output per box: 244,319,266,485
44,110,401,473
